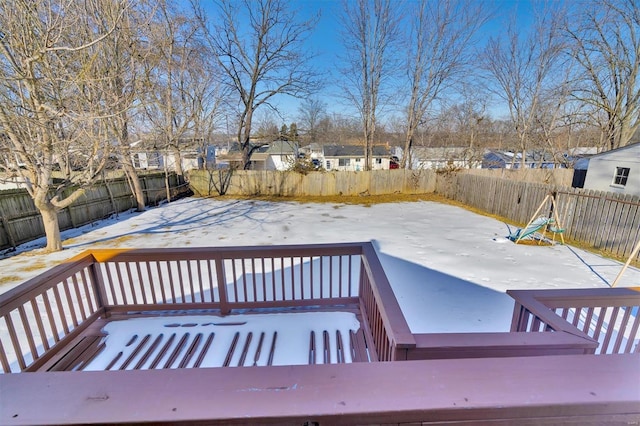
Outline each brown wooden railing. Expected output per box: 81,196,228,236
0,254,105,373
509,288,640,354
0,242,415,373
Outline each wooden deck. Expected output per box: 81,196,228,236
1,242,639,424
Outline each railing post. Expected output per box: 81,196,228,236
510,303,526,332
215,256,230,315
88,257,110,317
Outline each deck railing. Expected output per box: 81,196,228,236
0,254,105,373
509,288,640,354
0,242,415,373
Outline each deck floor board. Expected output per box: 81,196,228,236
38,306,370,371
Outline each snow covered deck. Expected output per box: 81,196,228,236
1,242,639,424
40,310,371,372
0,243,413,373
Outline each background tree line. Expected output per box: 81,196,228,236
0,0,638,251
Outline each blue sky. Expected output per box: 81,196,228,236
196,0,541,124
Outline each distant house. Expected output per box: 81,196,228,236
249,141,298,171
482,150,564,169
577,142,640,196
482,150,520,169
411,147,482,169
322,145,392,171
299,143,323,160
131,137,215,172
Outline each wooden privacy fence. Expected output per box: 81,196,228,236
438,173,640,262
188,169,437,197
0,173,187,251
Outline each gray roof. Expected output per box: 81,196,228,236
265,140,297,154
323,144,390,157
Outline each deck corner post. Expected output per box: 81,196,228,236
88,256,110,316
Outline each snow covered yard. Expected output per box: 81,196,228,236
1,196,638,334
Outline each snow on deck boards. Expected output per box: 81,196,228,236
52,311,365,371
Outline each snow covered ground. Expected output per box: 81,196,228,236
1,197,638,334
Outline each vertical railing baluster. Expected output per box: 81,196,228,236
4,314,26,371
612,307,632,353
42,291,60,342
261,258,267,302
52,286,70,335
166,261,177,303
241,259,248,302
30,298,50,351
196,260,205,303
62,278,79,327
299,257,304,300
215,256,229,314
290,256,295,300
271,258,276,301
80,268,96,314
251,258,257,302
338,256,343,297
187,261,197,303
17,306,38,361
329,256,334,298
115,262,128,305
624,311,640,353
71,274,87,321
0,338,11,373
155,262,168,304
135,263,147,305
600,307,620,354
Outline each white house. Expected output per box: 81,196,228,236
580,142,640,196
249,141,298,171
411,147,482,169
322,145,393,171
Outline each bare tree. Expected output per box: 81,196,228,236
339,0,401,170
402,0,489,169
195,0,320,169
0,0,127,251
567,0,640,151
481,4,567,168
95,0,150,211
297,98,327,144
144,1,206,180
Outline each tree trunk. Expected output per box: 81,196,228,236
39,203,63,252
122,161,146,211
172,144,184,178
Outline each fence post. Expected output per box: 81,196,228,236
0,215,17,250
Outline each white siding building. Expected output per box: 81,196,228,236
582,143,640,196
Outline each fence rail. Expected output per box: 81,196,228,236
0,173,187,251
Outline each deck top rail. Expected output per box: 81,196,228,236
509,287,640,354
2,353,638,425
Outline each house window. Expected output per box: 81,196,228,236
355,158,361,162
376,158,382,164
326,160,331,169
339,158,348,167
613,167,630,186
